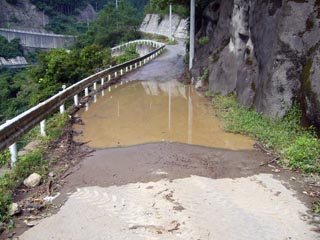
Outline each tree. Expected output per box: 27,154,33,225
76,0,141,48
0,36,23,59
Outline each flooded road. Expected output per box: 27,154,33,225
74,80,254,150
18,39,319,240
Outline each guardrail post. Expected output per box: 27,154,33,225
60,104,65,114
135,63,137,68
85,87,89,96
94,82,97,90
120,69,123,75
74,94,79,106
114,72,117,78
9,143,17,167
101,77,104,86
140,61,142,67
108,75,111,81
59,85,66,114
130,65,132,70
126,66,128,72
40,120,46,136
109,86,111,92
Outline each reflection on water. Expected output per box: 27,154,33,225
74,80,254,150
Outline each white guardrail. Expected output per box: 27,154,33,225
0,39,165,166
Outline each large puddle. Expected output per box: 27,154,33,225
74,80,254,150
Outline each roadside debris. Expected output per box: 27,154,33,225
23,173,42,188
8,203,21,216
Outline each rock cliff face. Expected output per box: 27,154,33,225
140,14,188,39
192,0,320,128
0,0,49,31
0,0,96,32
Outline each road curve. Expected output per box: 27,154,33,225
18,40,319,240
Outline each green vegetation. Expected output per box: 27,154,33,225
0,113,69,222
197,68,209,83
142,33,177,45
114,46,139,64
144,0,189,18
0,0,146,124
197,36,209,46
206,93,320,173
26,0,149,35
0,36,23,59
75,1,142,48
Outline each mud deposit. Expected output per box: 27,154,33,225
74,80,254,150
19,143,318,240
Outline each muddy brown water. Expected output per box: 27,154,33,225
74,80,254,150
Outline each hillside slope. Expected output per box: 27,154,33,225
0,0,49,31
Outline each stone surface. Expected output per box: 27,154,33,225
0,0,49,31
192,0,320,127
9,203,21,216
76,4,96,23
23,173,41,188
140,14,188,39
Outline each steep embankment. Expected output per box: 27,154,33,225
191,0,320,128
0,0,96,32
140,13,188,39
0,0,49,31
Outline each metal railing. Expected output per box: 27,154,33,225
0,39,165,165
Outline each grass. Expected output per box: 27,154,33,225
0,113,69,223
206,93,320,173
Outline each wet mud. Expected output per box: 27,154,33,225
74,80,254,150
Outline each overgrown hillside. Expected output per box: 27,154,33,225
1,0,149,34
0,0,143,124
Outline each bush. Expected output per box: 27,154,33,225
0,189,11,222
114,46,139,64
0,151,10,168
0,36,23,59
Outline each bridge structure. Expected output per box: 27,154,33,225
0,39,165,166
0,28,76,49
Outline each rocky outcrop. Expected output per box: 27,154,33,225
77,4,97,23
0,1,96,32
0,0,49,31
140,14,188,39
191,0,320,127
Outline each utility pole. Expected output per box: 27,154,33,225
169,3,172,39
189,0,195,70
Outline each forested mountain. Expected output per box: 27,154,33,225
2,0,149,34
29,0,149,15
